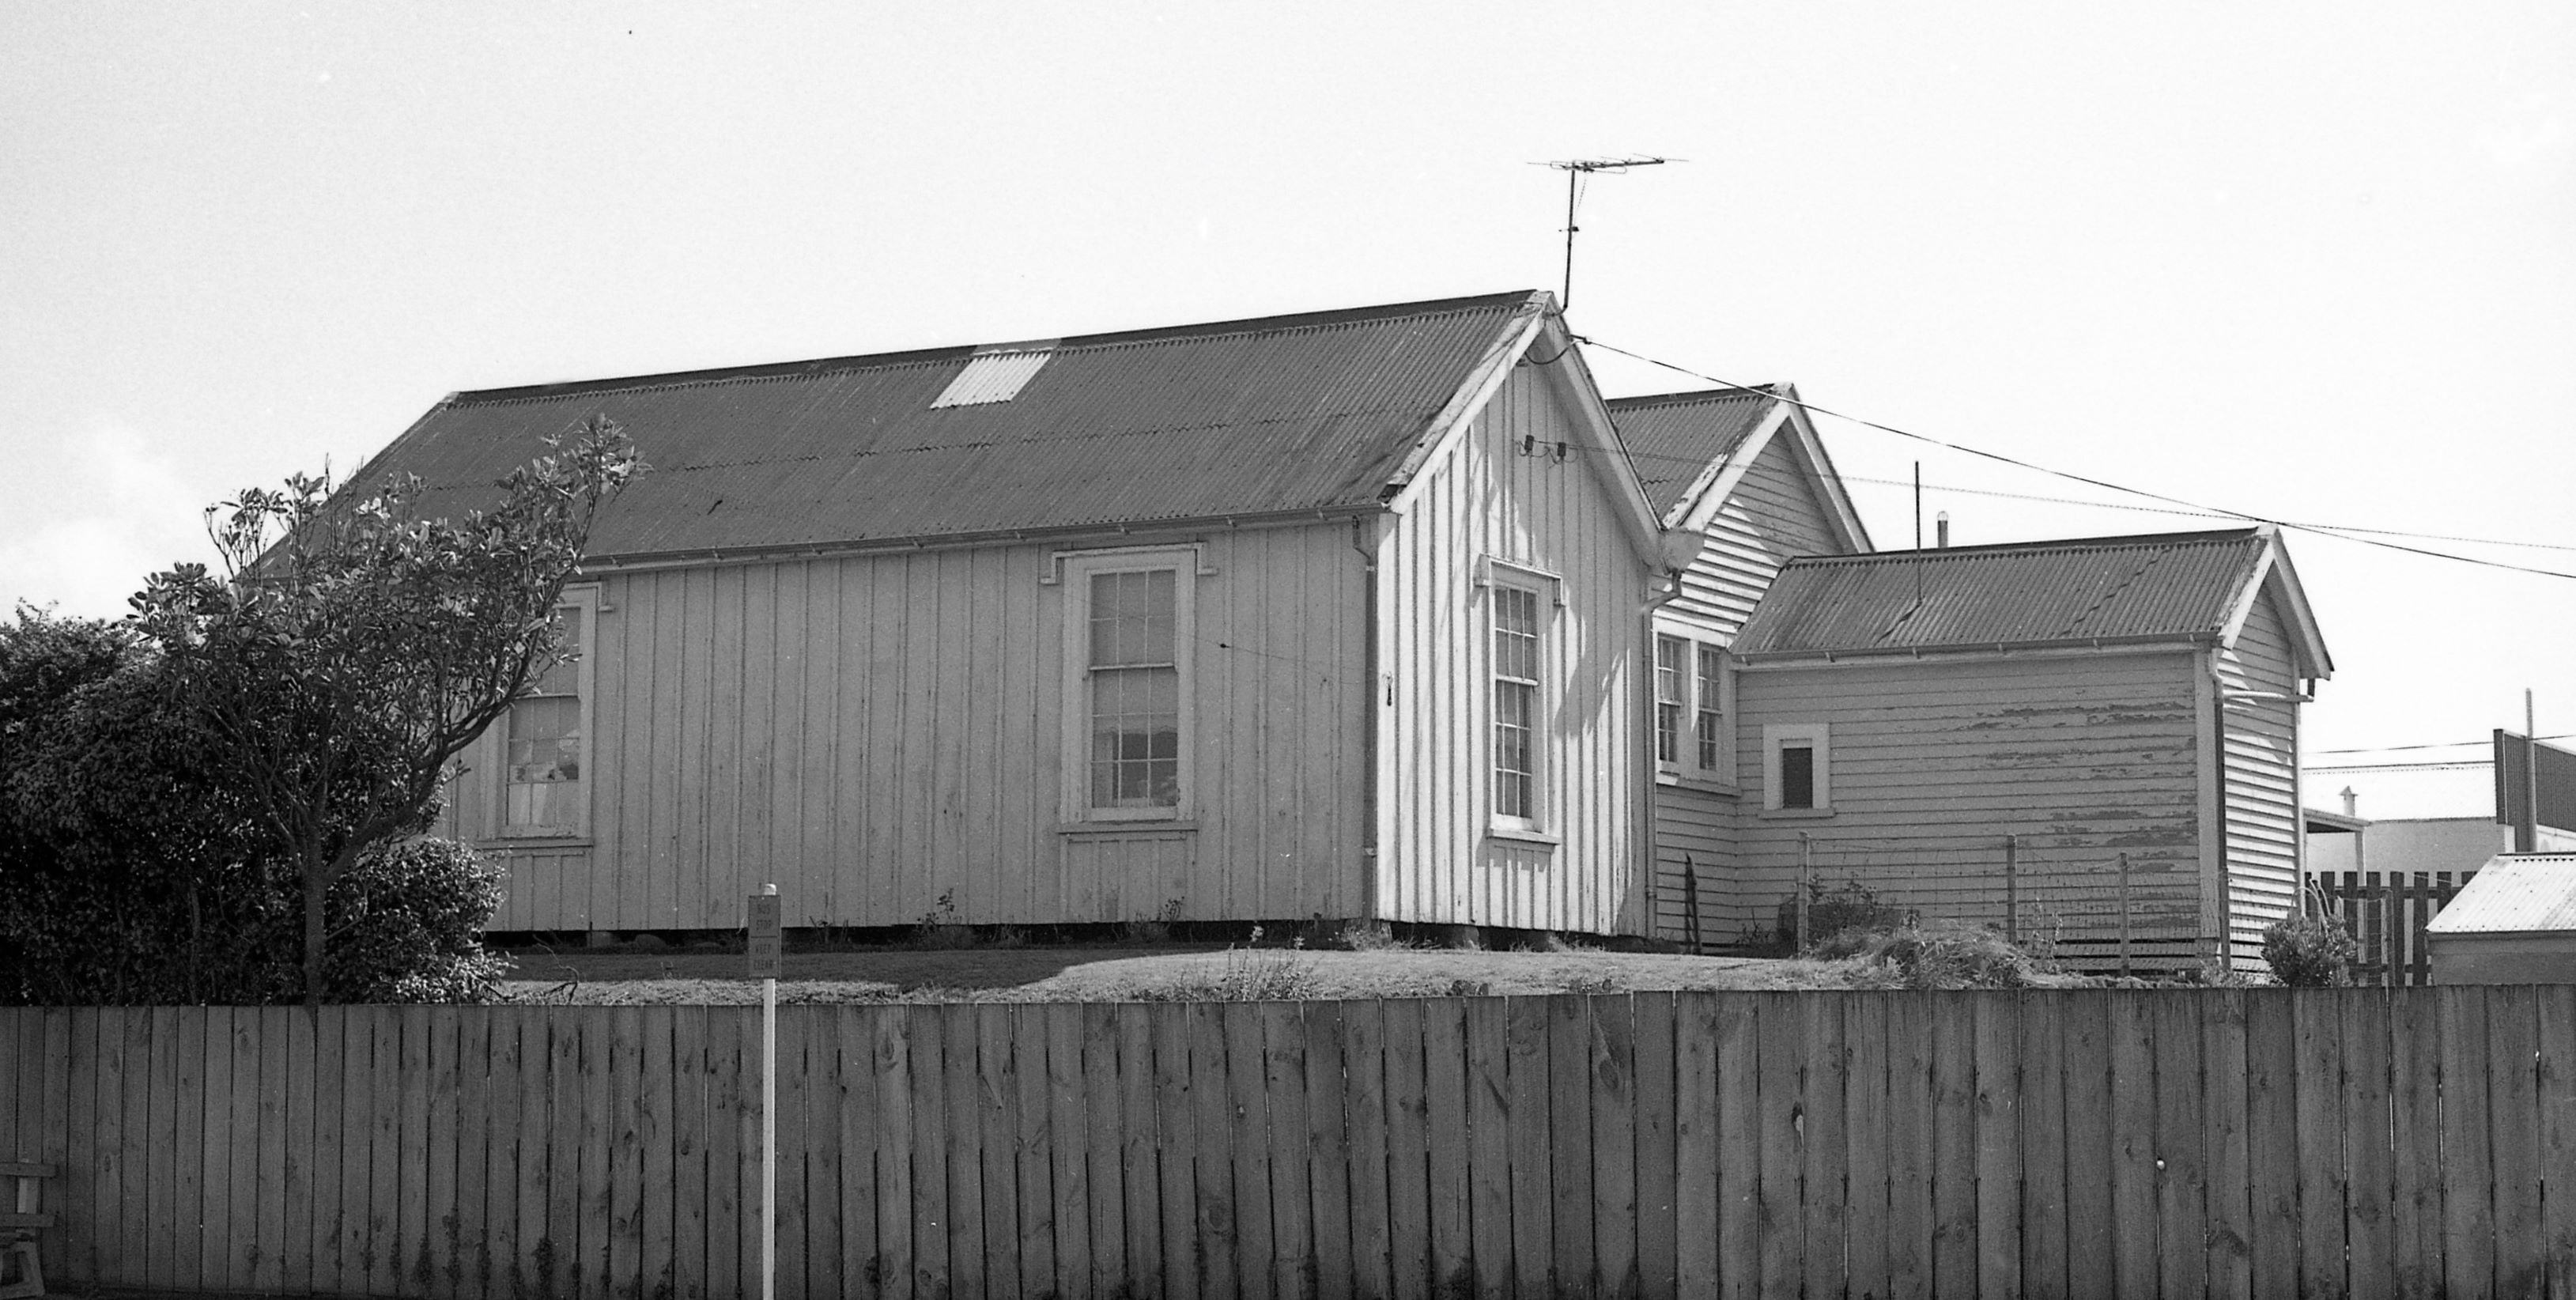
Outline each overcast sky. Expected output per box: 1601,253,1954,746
5,2,2570,818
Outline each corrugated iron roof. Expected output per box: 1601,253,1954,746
352,291,1547,561
1605,387,1778,519
2425,855,2576,934
1732,528,2273,656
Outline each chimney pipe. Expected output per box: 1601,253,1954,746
2340,786,2358,818
1936,512,1950,548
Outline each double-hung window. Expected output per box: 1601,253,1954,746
1061,549,1196,822
1490,580,1545,829
1652,629,1730,784
498,588,597,839
1695,645,1724,771
1654,636,1685,768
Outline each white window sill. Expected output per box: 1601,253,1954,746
1758,807,1837,821
1057,821,1200,836
1486,825,1563,848
1656,775,1743,797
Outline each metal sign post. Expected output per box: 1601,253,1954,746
747,885,780,1300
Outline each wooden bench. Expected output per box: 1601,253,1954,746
0,1162,55,1300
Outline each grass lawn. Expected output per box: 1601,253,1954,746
493,942,1875,1003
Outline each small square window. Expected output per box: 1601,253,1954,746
1762,723,1830,812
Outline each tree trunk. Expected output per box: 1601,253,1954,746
302,864,329,1006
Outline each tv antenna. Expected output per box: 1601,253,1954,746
1534,155,1677,310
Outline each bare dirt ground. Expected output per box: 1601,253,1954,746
493,943,1856,1003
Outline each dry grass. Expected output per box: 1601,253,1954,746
495,943,1843,1004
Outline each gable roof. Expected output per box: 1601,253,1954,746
1733,527,2329,673
1604,385,1872,554
351,290,1553,564
1607,387,1780,519
2425,855,2576,934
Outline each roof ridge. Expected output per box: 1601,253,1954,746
1605,385,1780,408
1785,527,2267,565
448,291,1542,406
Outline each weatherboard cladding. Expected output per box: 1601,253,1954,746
362,291,1541,561
1732,529,2271,656
1603,386,1777,519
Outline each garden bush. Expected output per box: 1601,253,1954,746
0,607,512,1004
2262,913,2357,987
1774,877,1913,950
1813,920,2080,989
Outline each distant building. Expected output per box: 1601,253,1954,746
2424,853,2576,983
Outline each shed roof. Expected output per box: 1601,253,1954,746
351,290,1551,563
2425,855,2576,934
1733,527,2308,658
1604,387,1779,519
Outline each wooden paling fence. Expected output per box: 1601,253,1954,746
2312,871,2477,987
4,990,2574,1300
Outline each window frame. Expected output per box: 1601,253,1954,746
491,584,599,842
1695,644,1726,774
1059,547,1199,825
1482,558,1560,838
1762,722,1832,814
1653,635,1685,770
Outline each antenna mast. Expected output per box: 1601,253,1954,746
1535,155,1675,310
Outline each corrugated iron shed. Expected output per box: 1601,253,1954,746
1733,528,2273,656
1604,387,1778,519
350,290,1547,561
2426,855,2576,934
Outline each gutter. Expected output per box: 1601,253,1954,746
577,504,1386,576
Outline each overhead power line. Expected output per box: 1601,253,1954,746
1577,335,2576,582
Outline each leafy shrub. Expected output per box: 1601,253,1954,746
1,603,512,1003
2262,914,2357,987
323,837,510,1002
1775,877,1913,950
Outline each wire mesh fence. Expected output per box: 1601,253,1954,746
1739,833,2212,975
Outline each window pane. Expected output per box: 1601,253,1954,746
1781,744,1815,809
1091,570,1176,667
533,605,581,695
1696,646,1723,769
1091,663,1180,807
1494,679,1534,818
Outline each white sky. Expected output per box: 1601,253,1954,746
5,2,2570,819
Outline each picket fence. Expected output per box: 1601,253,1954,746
4,989,2574,1300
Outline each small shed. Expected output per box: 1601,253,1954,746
2423,853,2576,983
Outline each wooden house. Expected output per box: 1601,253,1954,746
361,288,2331,955
366,289,1735,937
1694,528,2333,967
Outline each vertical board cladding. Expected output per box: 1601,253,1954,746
1668,430,1848,638
1728,652,2209,961
1376,363,1650,935
1652,785,1739,948
453,525,1368,932
2219,592,2302,951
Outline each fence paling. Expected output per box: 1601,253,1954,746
3,991,2573,1300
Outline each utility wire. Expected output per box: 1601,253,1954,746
1577,335,2576,582
2311,732,2576,756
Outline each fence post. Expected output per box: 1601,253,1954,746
2004,834,2019,944
1796,833,1813,952
2117,851,2132,977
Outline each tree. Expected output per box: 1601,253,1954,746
131,416,638,1003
